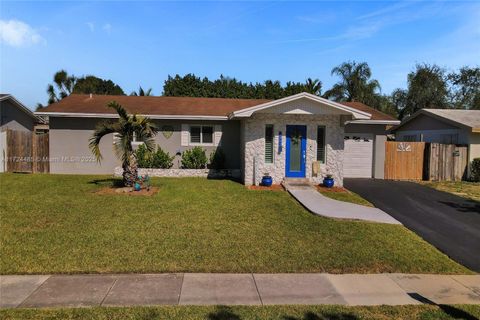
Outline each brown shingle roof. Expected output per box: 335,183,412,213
38,94,270,117
339,101,397,121
38,94,397,121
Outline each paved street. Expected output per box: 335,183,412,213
1,273,479,308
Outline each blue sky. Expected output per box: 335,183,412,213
1,0,479,109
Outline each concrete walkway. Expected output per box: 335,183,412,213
1,273,479,308
285,184,401,224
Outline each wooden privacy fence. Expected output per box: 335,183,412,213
384,141,468,181
426,143,468,181
385,142,425,180
6,129,49,173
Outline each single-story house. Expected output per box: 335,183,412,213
1,94,48,173
393,108,480,178
0,94,44,132
36,92,399,186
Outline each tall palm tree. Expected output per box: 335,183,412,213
89,102,157,186
304,78,322,96
47,70,77,104
323,61,380,102
130,86,153,96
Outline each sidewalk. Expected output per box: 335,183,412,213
284,182,401,224
1,273,479,308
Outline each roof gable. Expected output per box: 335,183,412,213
394,109,480,133
0,94,42,122
230,92,371,119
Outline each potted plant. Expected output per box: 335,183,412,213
323,174,334,188
261,173,273,187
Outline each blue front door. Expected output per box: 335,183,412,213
286,125,307,178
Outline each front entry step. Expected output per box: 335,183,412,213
282,178,312,191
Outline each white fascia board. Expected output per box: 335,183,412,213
346,120,401,125
229,92,371,120
34,112,229,121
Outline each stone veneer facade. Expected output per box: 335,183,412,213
242,113,345,186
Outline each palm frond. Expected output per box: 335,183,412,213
108,101,129,121
89,121,119,162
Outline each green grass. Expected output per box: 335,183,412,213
318,189,374,207
420,181,480,202
0,174,471,274
1,305,480,320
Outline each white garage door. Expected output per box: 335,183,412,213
344,133,373,178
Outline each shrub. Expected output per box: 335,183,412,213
471,158,480,182
209,148,226,169
151,147,175,169
181,147,208,169
135,144,153,168
135,144,174,169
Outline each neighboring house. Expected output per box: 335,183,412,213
393,109,480,178
0,94,41,132
36,92,399,186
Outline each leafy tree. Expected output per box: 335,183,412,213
448,66,480,110
324,61,380,103
390,88,408,118
304,78,322,96
162,74,313,99
130,86,153,96
284,81,308,96
73,76,125,95
46,70,77,104
89,102,157,186
400,64,449,119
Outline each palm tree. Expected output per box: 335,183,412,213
89,101,157,186
323,61,380,102
130,86,153,96
304,78,322,96
47,70,77,104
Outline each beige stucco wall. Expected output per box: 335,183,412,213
48,117,241,174
242,114,344,186
468,132,480,178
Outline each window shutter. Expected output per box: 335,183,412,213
181,124,189,146
317,126,326,164
214,125,222,146
265,125,274,164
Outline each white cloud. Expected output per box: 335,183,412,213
0,19,45,47
102,23,112,34
86,22,95,32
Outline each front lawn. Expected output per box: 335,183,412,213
420,181,480,202
0,174,470,274
1,305,480,320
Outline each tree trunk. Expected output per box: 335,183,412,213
122,155,138,187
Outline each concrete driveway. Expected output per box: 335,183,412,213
344,179,480,272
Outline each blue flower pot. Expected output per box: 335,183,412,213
261,176,273,187
323,177,334,188
134,182,141,191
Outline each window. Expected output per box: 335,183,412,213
265,124,274,164
317,126,326,164
190,125,214,145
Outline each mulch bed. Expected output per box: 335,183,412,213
316,185,348,193
248,184,285,191
95,186,159,196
